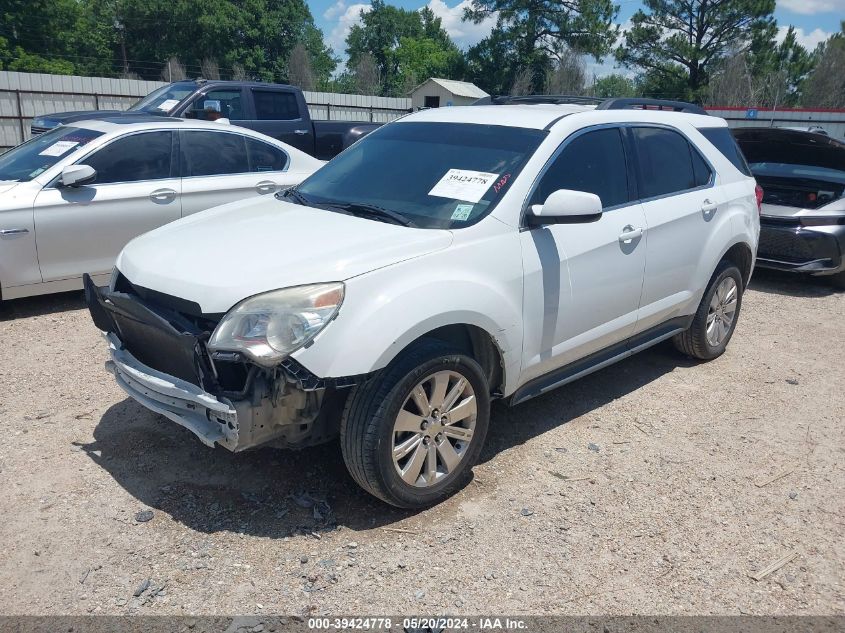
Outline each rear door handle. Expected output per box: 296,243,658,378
255,180,277,194
293,129,309,135
0,228,29,236
618,226,643,243
701,199,718,214
150,188,177,203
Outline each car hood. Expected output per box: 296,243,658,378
733,127,845,171
0,181,20,195
116,197,453,314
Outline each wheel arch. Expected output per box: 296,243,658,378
393,323,507,397
720,240,754,286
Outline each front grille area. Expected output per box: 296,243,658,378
30,125,50,135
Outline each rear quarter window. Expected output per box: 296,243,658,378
700,127,753,177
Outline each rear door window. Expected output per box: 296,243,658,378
701,127,752,176
83,131,174,184
530,127,630,209
246,138,289,172
632,127,709,198
253,90,300,121
181,131,249,177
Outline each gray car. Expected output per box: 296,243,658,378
733,127,845,288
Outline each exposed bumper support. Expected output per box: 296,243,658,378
757,221,845,276
106,333,240,450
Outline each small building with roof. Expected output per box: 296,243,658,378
409,78,489,110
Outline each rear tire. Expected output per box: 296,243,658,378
673,261,744,360
340,339,490,508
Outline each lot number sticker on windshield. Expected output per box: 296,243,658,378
38,141,79,157
157,99,180,111
451,203,474,221
428,169,499,203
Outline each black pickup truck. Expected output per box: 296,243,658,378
29,80,386,160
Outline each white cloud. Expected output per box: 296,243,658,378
425,0,497,49
584,56,635,80
778,0,845,14
776,25,831,50
324,2,372,55
323,0,347,20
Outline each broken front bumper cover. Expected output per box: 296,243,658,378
106,332,241,450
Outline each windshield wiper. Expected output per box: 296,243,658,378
276,187,310,206
324,201,416,227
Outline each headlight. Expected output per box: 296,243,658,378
208,283,344,366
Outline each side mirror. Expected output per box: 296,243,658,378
60,164,96,187
527,189,602,226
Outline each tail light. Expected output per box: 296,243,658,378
754,184,764,215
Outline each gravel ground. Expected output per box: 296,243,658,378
0,269,842,616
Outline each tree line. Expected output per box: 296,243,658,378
1,0,842,107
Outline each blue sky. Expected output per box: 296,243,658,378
310,0,844,75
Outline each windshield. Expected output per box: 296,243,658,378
0,126,104,182
295,122,547,229
129,83,195,113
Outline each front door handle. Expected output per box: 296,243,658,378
293,129,309,135
255,180,277,194
150,188,177,203
0,228,29,236
618,226,643,243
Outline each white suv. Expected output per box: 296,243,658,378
85,97,760,508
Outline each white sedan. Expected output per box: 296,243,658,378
0,117,323,301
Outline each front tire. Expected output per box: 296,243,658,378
673,261,744,360
340,339,490,508
828,270,845,290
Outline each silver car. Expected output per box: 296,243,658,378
0,118,323,301
733,127,845,289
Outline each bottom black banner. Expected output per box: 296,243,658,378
0,615,843,633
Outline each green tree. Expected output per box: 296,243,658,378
395,36,464,93
616,0,776,101
465,29,519,95
346,0,461,95
77,0,334,81
748,24,814,106
0,0,91,73
464,0,619,92
802,22,845,108
589,73,637,97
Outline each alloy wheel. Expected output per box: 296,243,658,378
391,370,477,487
706,277,738,347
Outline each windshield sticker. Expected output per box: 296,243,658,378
428,169,499,203
38,140,79,157
157,99,180,111
493,173,512,194
451,203,474,221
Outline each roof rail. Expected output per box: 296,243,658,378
596,97,707,115
472,94,709,115
473,95,605,106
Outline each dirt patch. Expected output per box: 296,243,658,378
0,269,842,615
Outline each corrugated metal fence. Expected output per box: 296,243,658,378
707,107,845,139
0,71,412,150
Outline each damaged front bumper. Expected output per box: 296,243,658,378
106,332,241,450
85,273,344,452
